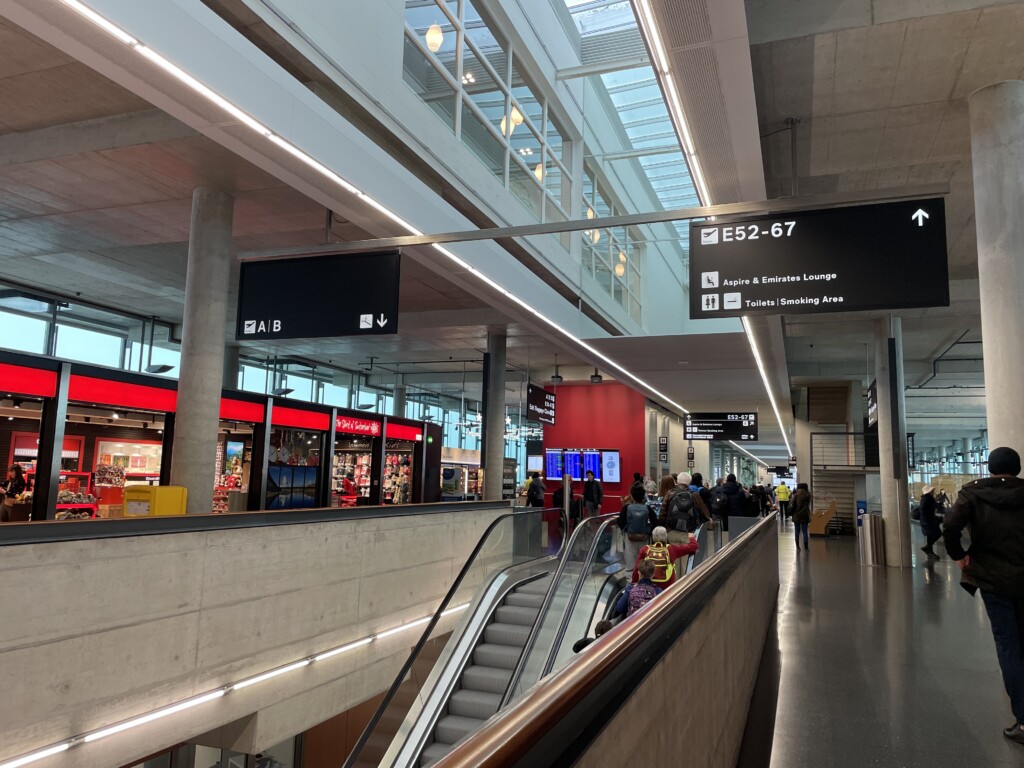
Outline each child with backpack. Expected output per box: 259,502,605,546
615,559,663,617
630,526,698,588
618,483,659,577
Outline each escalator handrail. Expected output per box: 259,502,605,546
500,512,617,708
343,505,566,768
539,515,623,678
430,515,778,768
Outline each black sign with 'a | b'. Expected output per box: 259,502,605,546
688,199,948,319
236,250,400,340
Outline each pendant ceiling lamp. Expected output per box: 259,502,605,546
425,23,444,52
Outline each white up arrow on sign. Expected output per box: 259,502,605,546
911,208,930,226
376,314,388,328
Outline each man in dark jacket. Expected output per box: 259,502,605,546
582,470,603,518
722,474,754,517
918,485,941,559
943,447,1024,744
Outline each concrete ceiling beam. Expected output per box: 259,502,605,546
0,109,196,167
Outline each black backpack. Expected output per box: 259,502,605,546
710,488,729,516
667,492,694,532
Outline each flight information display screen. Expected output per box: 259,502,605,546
544,449,563,480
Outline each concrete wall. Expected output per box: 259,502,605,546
0,505,509,767
577,522,779,768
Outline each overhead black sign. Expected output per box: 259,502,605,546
688,199,948,319
773,466,793,478
867,379,878,427
685,412,758,441
236,250,400,340
907,433,916,471
527,384,555,425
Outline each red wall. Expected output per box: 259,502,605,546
542,382,646,502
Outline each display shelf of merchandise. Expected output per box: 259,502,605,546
55,503,98,520
332,451,373,499
212,486,230,514
383,450,413,504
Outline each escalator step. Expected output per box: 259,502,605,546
461,664,513,694
483,622,531,647
420,742,453,767
494,605,540,626
504,591,545,609
516,578,552,595
434,714,484,745
449,688,502,719
474,642,522,670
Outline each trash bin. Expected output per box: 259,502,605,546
859,512,885,566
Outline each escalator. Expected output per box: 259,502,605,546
346,512,715,768
419,575,551,766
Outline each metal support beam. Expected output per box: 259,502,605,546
238,183,949,261
556,55,651,80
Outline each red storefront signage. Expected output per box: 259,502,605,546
220,398,265,423
386,422,423,441
0,363,58,398
335,415,382,436
68,375,178,412
271,405,331,431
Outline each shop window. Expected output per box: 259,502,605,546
266,428,321,510
384,438,416,504
0,309,48,354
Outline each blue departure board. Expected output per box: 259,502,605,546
563,450,582,481
544,449,563,480
582,450,602,480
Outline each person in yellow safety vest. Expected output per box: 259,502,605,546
775,481,792,521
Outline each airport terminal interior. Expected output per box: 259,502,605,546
1,0,1023,766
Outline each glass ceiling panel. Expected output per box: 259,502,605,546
561,0,700,269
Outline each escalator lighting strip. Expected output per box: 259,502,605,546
0,598,471,765
374,615,432,640
231,660,311,691
0,743,71,768
82,690,227,743
314,637,373,662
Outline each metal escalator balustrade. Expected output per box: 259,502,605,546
428,516,780,768
343,507,565,768
502,513,622,707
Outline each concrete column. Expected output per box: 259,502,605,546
961,438,971,474
875,316,912,567
222,344,240,390
483,330,507,501
170,188,234,514
970,81,1024,453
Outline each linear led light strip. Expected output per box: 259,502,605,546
729,439,769,468
633,0,710,205
56,0,691,416
741,317,793,458
629,0,790,451
0,603,469,768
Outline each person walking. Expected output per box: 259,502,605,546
918,485,942,560
776,481,791,522
525,472,545,507
582,469,603,518
791,482,811,550
618,484,658,574
943,447,1024,745
1,464,26,523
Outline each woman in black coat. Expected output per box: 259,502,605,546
919,485,941,559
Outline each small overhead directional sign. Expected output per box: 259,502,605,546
688,198,948,319
237,250,400,340
685,412,758,441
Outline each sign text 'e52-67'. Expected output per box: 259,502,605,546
688,199,948,319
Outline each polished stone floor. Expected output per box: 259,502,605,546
751,521,1024,767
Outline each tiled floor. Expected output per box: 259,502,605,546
748,521,1024,767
